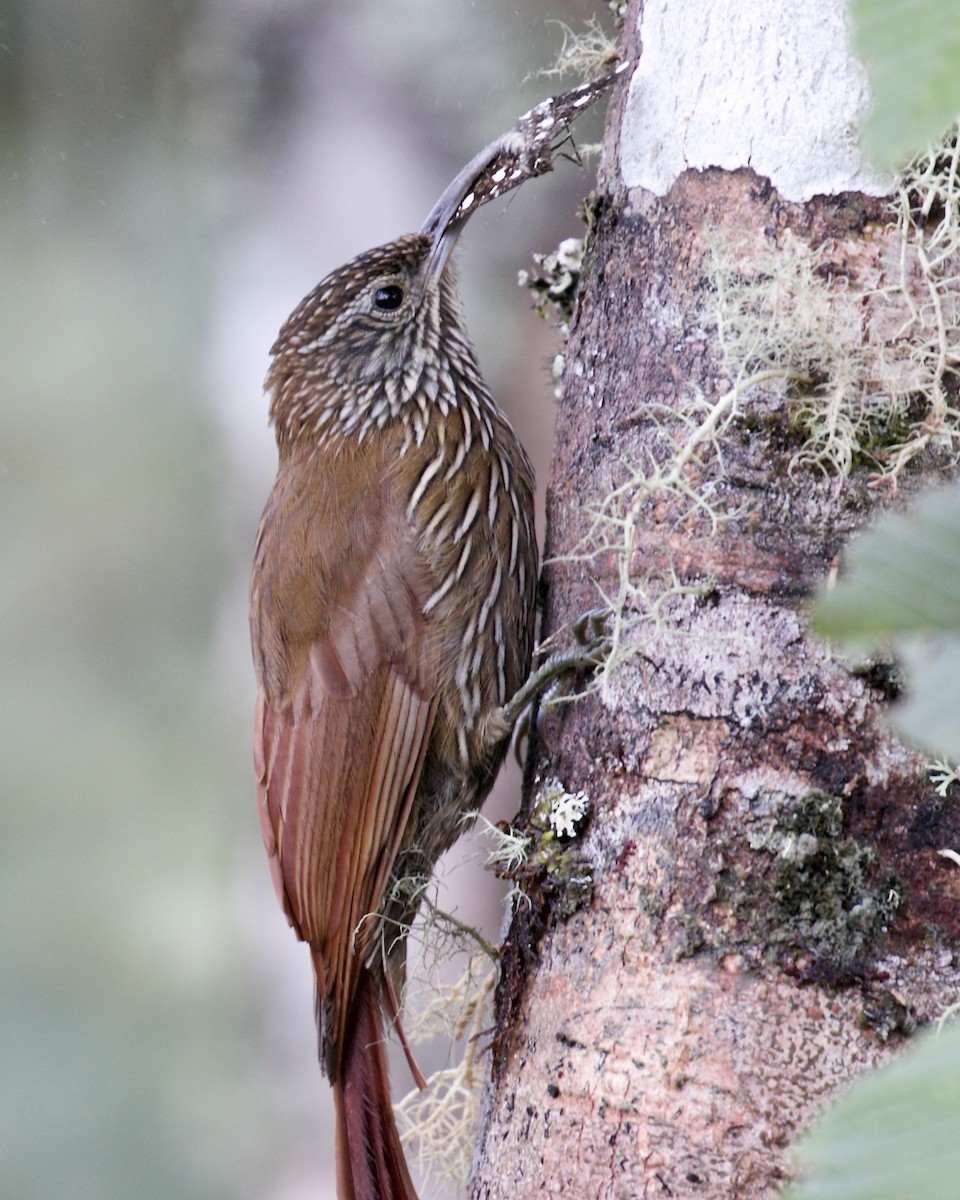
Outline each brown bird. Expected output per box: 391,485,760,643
250,70,621,1200
249,201,537,1199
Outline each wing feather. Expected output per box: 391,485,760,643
251,444,440,1067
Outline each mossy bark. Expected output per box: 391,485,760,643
470,11,960,1200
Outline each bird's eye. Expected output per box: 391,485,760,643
373,284,405,311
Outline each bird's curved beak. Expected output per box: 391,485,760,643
422,217,465,284
420,140,506,282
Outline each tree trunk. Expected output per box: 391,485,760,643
471,2,960,1196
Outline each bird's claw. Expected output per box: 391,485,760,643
499,606,612,754
570,605,611,644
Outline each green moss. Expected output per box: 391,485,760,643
771,791,901,969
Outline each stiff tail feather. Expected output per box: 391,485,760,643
333,967,418,1200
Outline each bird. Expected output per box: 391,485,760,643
249,68,622,1200
249,186,540,1199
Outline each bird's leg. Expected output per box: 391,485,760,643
489,608,611,748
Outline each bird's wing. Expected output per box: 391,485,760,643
251,452,440,1067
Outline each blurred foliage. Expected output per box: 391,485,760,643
788,1021,960,1200
0,1,604,1198
793,7,960,1196
813,486,960,755
1,2,260,1197
852,0,960,167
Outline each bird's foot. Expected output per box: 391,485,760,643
494,607,612,747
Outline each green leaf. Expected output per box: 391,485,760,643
813,486,960,757
789,1023,960,1200
852,0,960,167
894,634,960,755
813,486,960,638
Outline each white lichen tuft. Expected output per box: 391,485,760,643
520,237,586,396
547,787,589,837
929,758,960,797
472,811,530,874
537,17,620,83
394,957,496,1189
518,236,584,303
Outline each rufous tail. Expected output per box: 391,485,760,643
333,967,418,1200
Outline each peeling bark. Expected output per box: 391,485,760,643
471,5,960,1198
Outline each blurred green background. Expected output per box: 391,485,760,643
0,2,608,1196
